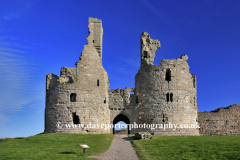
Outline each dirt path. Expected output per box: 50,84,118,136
88,135,139,160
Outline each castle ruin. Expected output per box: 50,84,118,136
45,18,240,136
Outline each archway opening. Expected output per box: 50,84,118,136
113,114,130,134
115,121,127,130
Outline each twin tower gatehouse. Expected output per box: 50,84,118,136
45,17,200,136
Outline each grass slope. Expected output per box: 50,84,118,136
0,133,114,160
130,135,240,160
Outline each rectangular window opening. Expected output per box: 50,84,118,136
144,51,148,58
72,112,80,124
165,69,171,81
97,79,99,86
166,93,169,102
70,93,76,102
170,93,173,102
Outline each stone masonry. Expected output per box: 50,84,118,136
132,32,198,135
198,104,240,135
45,18,110,134
44,17,240,136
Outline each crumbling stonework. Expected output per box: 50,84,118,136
45,17,240,136
45,17,110,134
132,32,199,136
198,104,240,135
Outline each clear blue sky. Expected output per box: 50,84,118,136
0,0,239,138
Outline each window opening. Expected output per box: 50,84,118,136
165,69,171,81
104,97,106,104
144,51,148,58
193,77,196,88
70,93,76,102
97,79,99,86
166,93,169,102
194,96,195,106
129,91,134,103
170,93,173,102
72,112,80,124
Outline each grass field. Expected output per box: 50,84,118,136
1,134,240,160
0,133,114,160
129,135,240,160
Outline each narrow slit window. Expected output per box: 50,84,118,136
170,93,173,102
93,40,95,43
97,79,99,86
194,96,195,106
193,78,196,88
165,69,171,81
166,93,169,102
136,96,138,104
70,93,76,102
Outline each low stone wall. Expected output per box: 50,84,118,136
198,104,240,135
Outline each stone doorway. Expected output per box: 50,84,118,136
113,114,130,134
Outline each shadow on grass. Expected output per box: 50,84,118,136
60,151,78,154
128,135,141,140
14,137,25,139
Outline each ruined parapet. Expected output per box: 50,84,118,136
198,104,240,135
87,17,103,60
46,73,59,90
59,67,77,83
109,87,134,110
141,32,161,65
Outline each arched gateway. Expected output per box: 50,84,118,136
45,18,200,136
113,114,130,134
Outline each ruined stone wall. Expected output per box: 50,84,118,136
45,18,240,136
45,17,110,134
132,32,199,136
109,87,134,134
198,104,240,135
89,18,103,60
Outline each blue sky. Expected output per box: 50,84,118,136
0,0,239,138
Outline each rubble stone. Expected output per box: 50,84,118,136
135,132,152,139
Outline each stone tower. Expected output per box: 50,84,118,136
133,32,199,135
45,18,200,136
45,17,110,134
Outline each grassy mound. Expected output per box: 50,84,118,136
0,133,114,160
129,135,240,160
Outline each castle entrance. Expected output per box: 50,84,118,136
113,114,130,134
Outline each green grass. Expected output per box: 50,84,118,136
129,135,240,160
0,133,114,160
